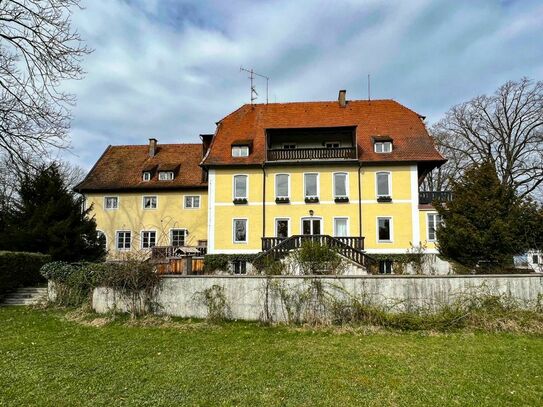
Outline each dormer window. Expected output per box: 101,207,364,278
158,171,174,181
232,145,249,157
142,171,151,181
325,141,340,149
283,143,296,150
374,141,392,153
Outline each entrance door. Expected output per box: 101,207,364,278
301,218,321,235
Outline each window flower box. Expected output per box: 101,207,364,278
275,197,290,204
304,197,319,204
377,196,392,203
334,196,349,203
233,198,248,205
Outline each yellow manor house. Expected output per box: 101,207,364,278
76,91,451,274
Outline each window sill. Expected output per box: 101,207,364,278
377,196,392,203
377,240,393,244
334,196,349,203
275,197,290,204
304,197,319,204
233,198,248,205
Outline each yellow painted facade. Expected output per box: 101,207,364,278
209,164,429,254
85,190,208,259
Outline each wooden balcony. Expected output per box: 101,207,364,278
419,191,452,204
262,236,364,251
267,147,357,162
151,245,207,259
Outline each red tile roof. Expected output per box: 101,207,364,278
75,143,207,192
202,99,445,166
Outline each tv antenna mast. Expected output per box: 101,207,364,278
240,66,270,104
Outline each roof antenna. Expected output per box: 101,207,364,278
240,66,270,104
367,74,371,101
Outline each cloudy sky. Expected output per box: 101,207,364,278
61,0,543,169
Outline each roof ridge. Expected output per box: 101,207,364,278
247,98,397,107
108,143,202,148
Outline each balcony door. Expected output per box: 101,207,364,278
301,217,321,235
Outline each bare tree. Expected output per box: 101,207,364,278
431,78,543,199
0,0,90,166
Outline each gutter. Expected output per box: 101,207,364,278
262,164,266,243
358,162,362,238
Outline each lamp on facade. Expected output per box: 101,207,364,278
309,210,314,217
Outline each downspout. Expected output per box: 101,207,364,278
358,163,362,238
262,164,266,247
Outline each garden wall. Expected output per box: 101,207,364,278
91,274,543,321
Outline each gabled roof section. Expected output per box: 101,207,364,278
201,99,445,166
75,143,207,192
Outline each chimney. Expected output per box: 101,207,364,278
149,138,157,157
338,89,347,107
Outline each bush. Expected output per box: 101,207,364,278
0,251,51,295
203,254,258,273
291,241,345,275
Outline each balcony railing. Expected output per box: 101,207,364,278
267,147,356,161
262,236,364,251
151,245,207,259
419,191,452,204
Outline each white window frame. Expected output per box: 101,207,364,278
158,171,174,181
274,217,291,238
115,230,132,251
170,228,187,247
376,217,393,243
427,212,441,242
140,230,157,249
104,196,119,210
333,172,349,198
233,174,248,200
375,171,392,198
232,145,249,157
325,140,341,148
142,171,151,181
233,218,248,244
300,216,323,235
274,173,290,199
303,172,319,199
333,217,350,237
374,141,392,153
183,195,201,209
142,195,157,210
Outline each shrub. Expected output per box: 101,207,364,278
290,241,345,275
193,284,230,322
0,251,51,295
203,254,258,273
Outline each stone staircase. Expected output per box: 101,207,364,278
1,287,48,306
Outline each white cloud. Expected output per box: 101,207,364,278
60,0,543,169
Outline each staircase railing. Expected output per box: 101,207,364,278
254,235,376,270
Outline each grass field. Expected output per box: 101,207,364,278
1,307,542,406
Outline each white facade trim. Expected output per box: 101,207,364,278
212,249,261,254
213,199,413,207
207,169,216,253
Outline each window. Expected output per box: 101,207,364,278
232,145,249,157
325,141,340,148
427,213,442,242
379,260,393,274
184,195,200,209
141,231,156,249
105,196,118,209
143,196,157,209
170,229,186,247
374,141,392,153
532,255,539,264
333,173,348,198
302,218,321,235
304,173,318,198
233,219,247,243
233,260,247,275
116,231,131,250
283,143,296,149
275,174,289,198
376,172,390,197
142,171,151,181
96,231,106,247
276,219,289,239
233,175,248,199
377,217,392,242
158,171,174,181
334,218,348,237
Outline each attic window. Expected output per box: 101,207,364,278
158,171,174,181
232,145,249,157
374,141,392,153
142,171,151,181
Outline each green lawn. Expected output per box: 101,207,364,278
1,307,542,406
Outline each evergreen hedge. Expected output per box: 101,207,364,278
0,251,51,295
